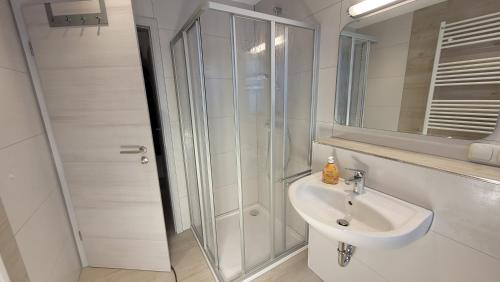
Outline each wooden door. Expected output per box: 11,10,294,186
22,0,170,271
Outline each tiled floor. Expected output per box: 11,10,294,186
78,230,321,282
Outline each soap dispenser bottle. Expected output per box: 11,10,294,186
322,156,339,185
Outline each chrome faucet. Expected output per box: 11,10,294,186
345,168,366,194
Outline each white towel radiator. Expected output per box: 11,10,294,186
423,11,500,135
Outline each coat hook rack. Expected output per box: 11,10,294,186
45,0,108,27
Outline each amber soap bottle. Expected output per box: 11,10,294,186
322,156,339,185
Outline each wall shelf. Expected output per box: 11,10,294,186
316,137,500,184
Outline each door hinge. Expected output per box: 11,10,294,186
78,230,83,241
28,41,34,56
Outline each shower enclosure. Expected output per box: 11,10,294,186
170,2,318,281
335,31,375,127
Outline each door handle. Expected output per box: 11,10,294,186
120,145,147,154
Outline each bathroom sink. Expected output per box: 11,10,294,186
289,172,433,249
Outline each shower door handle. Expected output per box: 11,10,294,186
280,169,312,183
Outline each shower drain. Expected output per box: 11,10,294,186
250,209,259,216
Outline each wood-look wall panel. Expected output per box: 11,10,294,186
65,162,162,205
75,203,165,241
27,8,140,69
51,124,155,163
40,67,148,112
83,237,169,271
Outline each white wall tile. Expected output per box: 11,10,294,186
309,227,387,282
132,0,154,18
255,0,342,21
316,121,334,138
365,77,405,107
317,67,336,123
179,195,191,229
363,106,400,131
214,184,239,215
312,143,335,172
15,191,76,282
47,233,81,282
311,225,500,282
205,78,234,118
202,35,233,79
356,231,500,282
306,2,342,69
208,117,236,154
200,9,232,38
0,2,81,281
288,72,313,121
211,151,237,188
0,68,43,148
158,28,176,79
0,0,27,73
152,0,202,30
165,77,179,122
367,43,410,78
0,135,57,234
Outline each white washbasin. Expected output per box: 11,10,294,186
289,172,433,249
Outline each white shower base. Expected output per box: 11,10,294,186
215,205,303,281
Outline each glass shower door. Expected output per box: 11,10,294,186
185,21,219,265
172,7,315,280
274,24,314,256
232,15,273,272
171,38,204,240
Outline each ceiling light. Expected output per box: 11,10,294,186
348,0,413,18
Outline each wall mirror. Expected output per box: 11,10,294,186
335,0,500,140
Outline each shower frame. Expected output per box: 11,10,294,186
170,2,319,281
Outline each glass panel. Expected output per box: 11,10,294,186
274,24,313,256
200,9,242,281
335,35,353,126
234,16,272,271
335,36,369,127
186,23,218,262
172,38,203,240
273,23,286,256
349,39,369,127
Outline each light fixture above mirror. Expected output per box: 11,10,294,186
348,0,415,18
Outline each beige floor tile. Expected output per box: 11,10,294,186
79,230,320,282
255,251,322,282
79,267,175,282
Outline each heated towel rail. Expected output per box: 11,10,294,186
423,11,500,135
